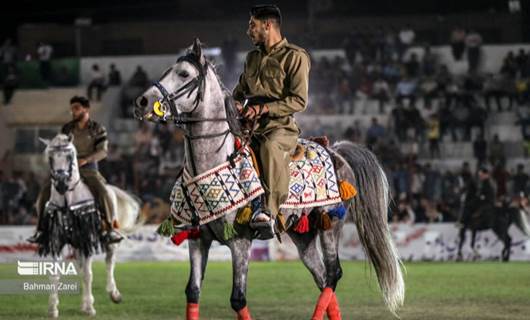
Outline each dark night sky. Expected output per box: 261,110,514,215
0,0,526,40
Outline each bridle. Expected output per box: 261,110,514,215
48,145,81,194
141,53,250,176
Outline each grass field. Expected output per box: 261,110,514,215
0,261,529,319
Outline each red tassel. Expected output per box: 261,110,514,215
235,137,242,150
171,228,201,246
236,306,252,320
294,213,310,233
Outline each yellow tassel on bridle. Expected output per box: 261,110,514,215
339,180,357,201
235,206,252,224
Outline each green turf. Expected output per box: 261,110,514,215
0,261,529,319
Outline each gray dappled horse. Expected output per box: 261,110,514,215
135,39,404,319
457,192,530,262
36,134,142,318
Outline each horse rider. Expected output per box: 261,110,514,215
29,96,123,244
233,4,311,239
458,166,496,226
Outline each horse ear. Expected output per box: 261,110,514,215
192,38,205,65
39,137,50,146
67,133,74,143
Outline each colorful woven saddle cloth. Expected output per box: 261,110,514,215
169,139,342,225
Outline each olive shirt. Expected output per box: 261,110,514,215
61,120,108,166
233,38,311,135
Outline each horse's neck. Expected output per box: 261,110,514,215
184,73,235,175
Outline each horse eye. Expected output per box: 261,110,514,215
178,71,189,78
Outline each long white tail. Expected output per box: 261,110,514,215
332,141,405,316
108,185,144,233
514,207,530,237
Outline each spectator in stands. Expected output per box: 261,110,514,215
0,38,17,75
366,117,385,149
342,31,360,66
492,162,510,200
516,105,530,140
395,74,417,107
435,64,452,101
421,46,437,77
392,196,415,224
501,53,518,79
483,73,512,112
2,65,18,106
420,76,438,109
383,28,398,62
343,120,363,143
129,66,149,88
37,42,53,85
423,163,442,201
372,75,391,114
426,114,440,158
405,52,420,78
393,162,410,196
465,29,482,73
515,48,528,78
473,132,488,168
87,64,105,101
512,164,529,196
450,26,466,61
489,134,505,166
515,77,529,105
398,24,415,60
108,64,122,86
335,76,354,114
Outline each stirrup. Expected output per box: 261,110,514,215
249,209,275,240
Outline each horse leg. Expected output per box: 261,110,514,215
287,228,327,320
80,255,96,316
228,238,252,320
457,227,466,261
318,221,344,320
471,230,479,260
184,237,212,320
105,243,122,303
48,255,61,318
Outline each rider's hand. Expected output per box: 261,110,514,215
243,105,269,120
235,101,243,113
78,158,88,167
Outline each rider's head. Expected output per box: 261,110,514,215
70,96,90,122
478,167,490,180
247,5,282,47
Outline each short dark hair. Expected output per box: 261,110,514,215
70,96,90,108
250,4,282,27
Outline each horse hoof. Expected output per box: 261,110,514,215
81,304,96,316
48,309,59,318
110,291,122,304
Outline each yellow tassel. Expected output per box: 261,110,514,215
276,212,287,233
236,206,252,224
339,180,357,201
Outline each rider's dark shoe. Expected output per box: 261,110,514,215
104,229,124,244
249,209,275,240
27,231,42,243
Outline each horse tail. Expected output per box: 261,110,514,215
514,207,530,237
108,185,145,233
331,141,405,316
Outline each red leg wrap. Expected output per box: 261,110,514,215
327,292,342,320
186,303,200,320
311,287,333,320
236,306,252,320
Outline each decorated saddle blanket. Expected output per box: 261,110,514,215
170,139,342,225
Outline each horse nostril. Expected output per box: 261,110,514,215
139,96,148,107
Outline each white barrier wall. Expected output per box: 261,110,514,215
1,223,529,263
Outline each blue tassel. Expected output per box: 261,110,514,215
328,204,346,220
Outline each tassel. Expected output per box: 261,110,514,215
236,206,252,224
234,137,242,150
276,212,287,233
157,217,175,237
170,228,200,246
339,180,357,201
223,221,238,240
328,205,347,220
294,212,310,233
319,212,332,230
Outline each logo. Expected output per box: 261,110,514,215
17,261,78,276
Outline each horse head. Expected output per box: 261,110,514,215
135,38,209,122
41,134,78,195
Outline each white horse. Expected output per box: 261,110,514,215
37,134,143,318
